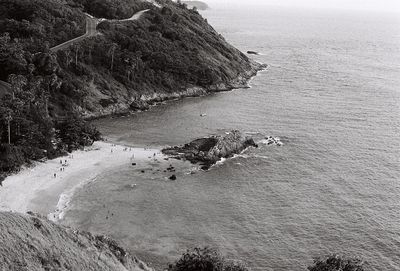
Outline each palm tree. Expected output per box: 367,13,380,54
5,113,12,145
74,43,81,66
65,50,72,68
7,74,27,100
108,43,118,72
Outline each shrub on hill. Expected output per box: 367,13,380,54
308,255,365,271
168,247,249,271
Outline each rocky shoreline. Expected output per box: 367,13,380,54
82,61,267,120
162,130,258,170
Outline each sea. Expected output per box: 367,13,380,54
60,5,400,271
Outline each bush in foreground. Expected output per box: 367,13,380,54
168,247,248,271
169,248,366,271
308,255,365,271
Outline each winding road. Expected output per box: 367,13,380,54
50,9,150,53
50,15,99,53
117,9,150,22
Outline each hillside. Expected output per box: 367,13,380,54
0,0,264,173
0,211,153,271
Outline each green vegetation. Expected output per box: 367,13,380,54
168,247,249,271
308,255,365,271
0,0,85,53
169,248,366,271
0,0,257,174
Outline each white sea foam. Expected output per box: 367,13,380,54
48,176,97,222
258,136,283,146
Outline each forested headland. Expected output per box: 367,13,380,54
0,0,260,176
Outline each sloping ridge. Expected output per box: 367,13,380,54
0,211,153,271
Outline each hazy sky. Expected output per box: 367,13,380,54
205,0,400,13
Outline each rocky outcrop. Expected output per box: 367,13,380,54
162,130,258,169
0,211,153,271
247,51,259,55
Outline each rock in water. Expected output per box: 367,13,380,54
0,212,153,271
247,51,259,55
169,174,177,180
130,100,150,111
162,130,257,169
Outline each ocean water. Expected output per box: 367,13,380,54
61,6,400,271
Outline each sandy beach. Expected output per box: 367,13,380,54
0,141,162,221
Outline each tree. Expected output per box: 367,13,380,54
107,43,118,72
42,74,59,116
8,74,27,99
308,255,365,271
74,43,81,66
5,113,12,145
87,42,94,63
27,64,35,75
0,33,27,80
64,50,72,68
168,247,248,271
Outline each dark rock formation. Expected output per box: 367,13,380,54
169,174,177,180
130,100,150,111
162,130,257,169
247,51,259,55
0,212,153,271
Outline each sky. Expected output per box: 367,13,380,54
204,0,400,13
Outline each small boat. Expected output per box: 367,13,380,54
200,113,207,117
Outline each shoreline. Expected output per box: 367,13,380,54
82,61,267,120
0,141,162,221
